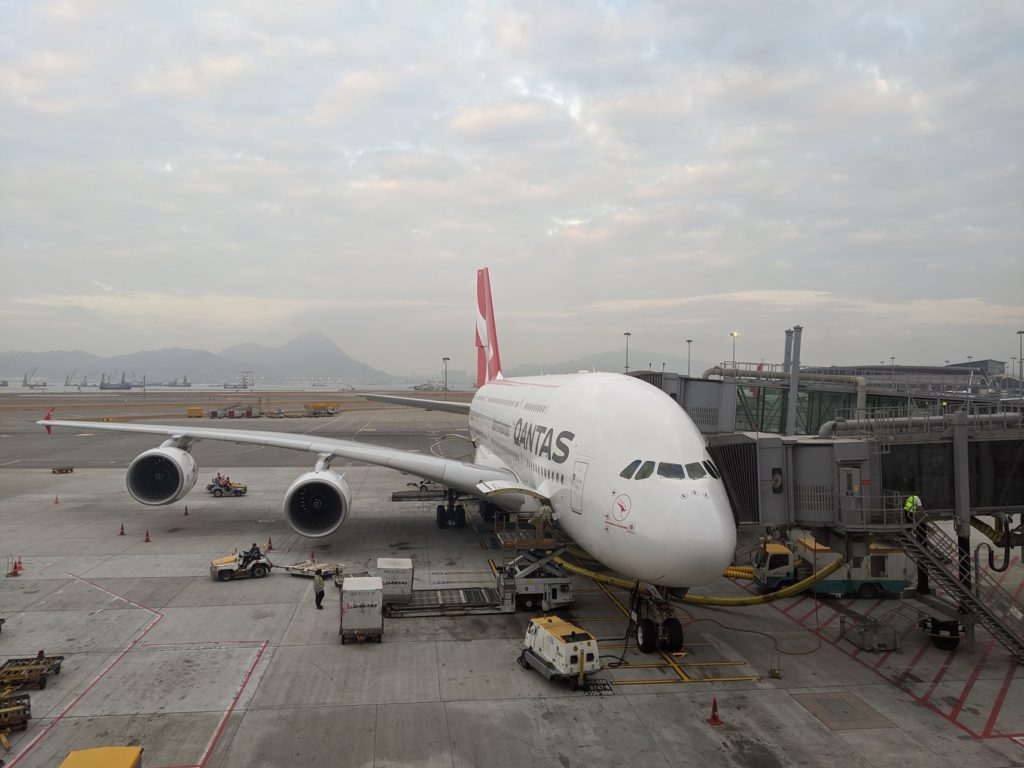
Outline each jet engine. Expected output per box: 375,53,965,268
126,447,198,505
284,470,351,537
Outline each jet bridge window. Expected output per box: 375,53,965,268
657,462,686,479
619,460,642,479
634,461,656,480
685,462,707,479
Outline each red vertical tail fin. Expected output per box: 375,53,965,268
475,268,503,387
43,407,54,435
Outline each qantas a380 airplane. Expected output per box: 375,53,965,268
39,268,736,653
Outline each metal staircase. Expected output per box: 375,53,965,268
889,512,1024,663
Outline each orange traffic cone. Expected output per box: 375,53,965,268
54,495,60,504
6,558,18,577
144,530,151,543
706,697,724,726
119,524,126,536
15,557,23,573
266,538,273,552
184,505,189,516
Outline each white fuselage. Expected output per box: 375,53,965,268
468,372,737,588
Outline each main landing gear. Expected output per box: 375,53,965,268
630,582,685,654
436,488,467,529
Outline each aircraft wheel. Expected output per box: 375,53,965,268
663,618,684,653
251,564,268,578
637,618,658,653
454,504,466,528
436,505,447,529
218,570,233,582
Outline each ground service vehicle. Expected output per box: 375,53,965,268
517,616,601,689
754,537,910,598
206,477,247,497
59,746,143,768
209,553,272,581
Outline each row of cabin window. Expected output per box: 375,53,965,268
619,458,721,481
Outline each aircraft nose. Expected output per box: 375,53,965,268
662,487,737,586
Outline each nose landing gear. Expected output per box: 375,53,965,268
630,582,685,653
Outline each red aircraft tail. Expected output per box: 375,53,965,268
43,407,54,434
475,268,503,387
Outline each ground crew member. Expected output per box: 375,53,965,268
904,494,930,594
904,494,923,519
313,569,325,609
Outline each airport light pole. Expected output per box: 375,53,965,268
730,331,739,370
890,356,895,386
624,332,631,373
661,362,665,374
442,357,449,400
1018,330,1024,398
686,339,692,377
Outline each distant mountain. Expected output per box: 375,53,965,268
219,331,393,382
0,332,396,385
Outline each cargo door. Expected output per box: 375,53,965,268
571,461,589,514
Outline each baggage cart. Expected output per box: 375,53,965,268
0,653,64,690
340,576,383,644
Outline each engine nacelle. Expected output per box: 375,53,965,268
284,470,351,538
126,447,198,505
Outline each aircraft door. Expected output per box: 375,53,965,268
571,461,589,514
838,465,863,525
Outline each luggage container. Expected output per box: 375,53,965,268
340,576,383,644
377,557,413,604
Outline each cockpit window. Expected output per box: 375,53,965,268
619,460,642,479
657,462,686,479
635,460,656,480
685,462,707,479
702,460,721,479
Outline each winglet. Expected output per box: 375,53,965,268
475,268,503,387
43,407,54,434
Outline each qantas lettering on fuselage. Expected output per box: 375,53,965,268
511,418,574,464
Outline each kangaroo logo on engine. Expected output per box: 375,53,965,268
512,419,574,464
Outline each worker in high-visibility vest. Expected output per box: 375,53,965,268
904,494,923,518
904,494,930,594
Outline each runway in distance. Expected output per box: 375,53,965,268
39,268,737,651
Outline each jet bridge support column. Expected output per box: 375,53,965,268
952,410,975,651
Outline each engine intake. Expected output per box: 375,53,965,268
127,447,198,505
284,470,351,538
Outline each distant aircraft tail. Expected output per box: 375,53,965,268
475,268,503,387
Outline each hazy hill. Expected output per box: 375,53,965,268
0,333,395,385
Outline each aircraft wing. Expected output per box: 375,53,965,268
37,419,514,493
359,393,471,415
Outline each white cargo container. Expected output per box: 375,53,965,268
340,576,384,644
377,557,413,603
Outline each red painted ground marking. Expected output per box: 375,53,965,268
197,639,270,767
780,594,809,615
796,598,831,624
976,573,1024,737
7,576,164,767
949,638,997,720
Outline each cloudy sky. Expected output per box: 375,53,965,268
1,1,1022,376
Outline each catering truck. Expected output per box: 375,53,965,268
753,536,910,598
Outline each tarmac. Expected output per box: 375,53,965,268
1,391,1022,767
